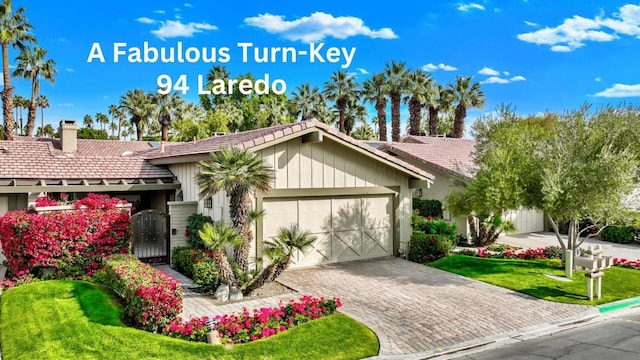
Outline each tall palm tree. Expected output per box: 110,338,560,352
196,147,273,273
341,97,367,136
150,92,184,141
82,114,93,129
384,60,409,142
199,222,243,287
258,96,289,127
35,93,48,134
403,69,432,136
314,103,336,125
0,0,35,140
95,112,109,131
324,70,359,133
13,46,56,137
108,103,126,140
362,73,389,141
290,83,323,120
119,89,152,141
12,93,25,135
448,75,485,138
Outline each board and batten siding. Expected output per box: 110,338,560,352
168,163,229,222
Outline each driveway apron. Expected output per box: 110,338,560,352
277,257,591,357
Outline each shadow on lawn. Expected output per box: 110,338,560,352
71,281,125,327
520,286,586,301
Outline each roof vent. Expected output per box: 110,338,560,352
121,151,134,157
0,146,8,153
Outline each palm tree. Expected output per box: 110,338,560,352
403,69,432,136
324,70,359,133
12,93,25,135
384,60,409,142
95,112,109,131
448,75,485,138
351,122,377,140
196,147,273,273
362,73,389,141
119,89,152,141
314,103,336,125
150,92,184,141
83,114,93,129
108,104,126,140
290,83,323,120
258,96,289,127
244,224,316,293
342,97,367,136
35,93,48,134
198,222,243,287
35,123,54,137
13,46,56,137
0,0,35,140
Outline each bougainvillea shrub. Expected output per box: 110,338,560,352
102,254,184,332
0,195,131,277
163,316,212,342
613,258,640,270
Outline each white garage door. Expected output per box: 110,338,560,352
503,207,544,234
262,195,393,268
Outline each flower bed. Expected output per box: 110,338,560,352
460,245,563,260
163,295,342,344
613,258,640,270
101,254,183,332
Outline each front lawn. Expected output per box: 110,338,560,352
429,255,640,305
0,280,379,360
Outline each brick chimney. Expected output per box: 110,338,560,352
59,119,78,153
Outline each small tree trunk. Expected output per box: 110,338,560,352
428,106,438,135
391,94,401,142
213,249,238,287
243,262,278,295
376,97,387,141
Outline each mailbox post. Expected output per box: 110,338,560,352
574,245,613,301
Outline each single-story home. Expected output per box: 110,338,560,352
0,120,433,269
379,135,545,238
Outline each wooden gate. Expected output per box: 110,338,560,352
131,209,169,263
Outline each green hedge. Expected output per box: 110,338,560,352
171,246,219,288
412,198,443,219
186,214,213,249
408,232,455,263
601,225,639,244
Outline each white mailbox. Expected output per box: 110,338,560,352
575,245,612,300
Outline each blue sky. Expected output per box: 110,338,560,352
10,1,640,136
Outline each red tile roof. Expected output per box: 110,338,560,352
380,137,477,179
144,121,434,180
0,138,174,179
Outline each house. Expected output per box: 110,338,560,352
380,136,544,238
0,120,433,269
143,121,433,268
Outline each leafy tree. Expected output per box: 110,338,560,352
448,75,485,138
384,60,409,142
119,89,152,141
13,46,56,137
196,148,273,274
404,69,431,136
0,0,35,140
77,127,108,139
324,70,359,133
351,122,377,140
362,73,389,141
290,82,324,121
35,93,48,134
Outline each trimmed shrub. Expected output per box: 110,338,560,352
164,316,212,342
601,225,638,244
457,248,478,257
542,246,564,259
413,216,457,241
170,246,216,279
408,231,456,263
412,198,443,219
192,259,219,288
186,214,214,249
102,254,183,332
0,197,131,277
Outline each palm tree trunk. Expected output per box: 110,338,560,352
213,249,238,287
26,81,37,137
2,44,14,140
268,257,291,282
161,125,168,142
337,97,346,133
452,104,466,138
391,94,401,142
428,106,438,135
243,262,278,295
117,118,122,140
376,97,387,141
40,107,44,135
229,187,251,273
408,96,421,136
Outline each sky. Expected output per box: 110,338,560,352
8,0,640,137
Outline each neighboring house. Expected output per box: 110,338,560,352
143,121,433,268
379,135,544,238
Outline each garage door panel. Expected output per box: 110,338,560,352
332,198,362,231
299,199,332,233
362,228,392,257
293,233,331,267
333,230,362,261
263,200,298,238
363,196,392,229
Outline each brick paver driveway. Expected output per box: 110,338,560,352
277,257,591,357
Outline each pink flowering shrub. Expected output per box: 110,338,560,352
35,196,58,207
211,295,342,344
465,246,553,260
102,254,184,333
0,195,131,277
163,316,211,342
1,269,39,290
613,258,640,270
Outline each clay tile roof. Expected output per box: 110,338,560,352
0,138,174,180
144,121,434,180
381,137,477,179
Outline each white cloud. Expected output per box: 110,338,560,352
524,20,538,27
8,64,16,69
422,62,457,72
136,17,155,24
517,5,640,52
595,76,602,82
478,66,500,76
103,96,109,99
175,14,182,20
154,10,165,14
481,76,510,84
593,83,640,98
502,71,510,76
184,3,193,7
356,68,368,74
244,12,398,42
150,20,218,40
457,3,485,12
57,103,73,107
510,75,526,81
65,67,75,73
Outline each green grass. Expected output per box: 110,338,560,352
429,255,640,305
0,280,379,360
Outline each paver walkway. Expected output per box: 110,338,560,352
277,257,591,357
498,232,640,260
